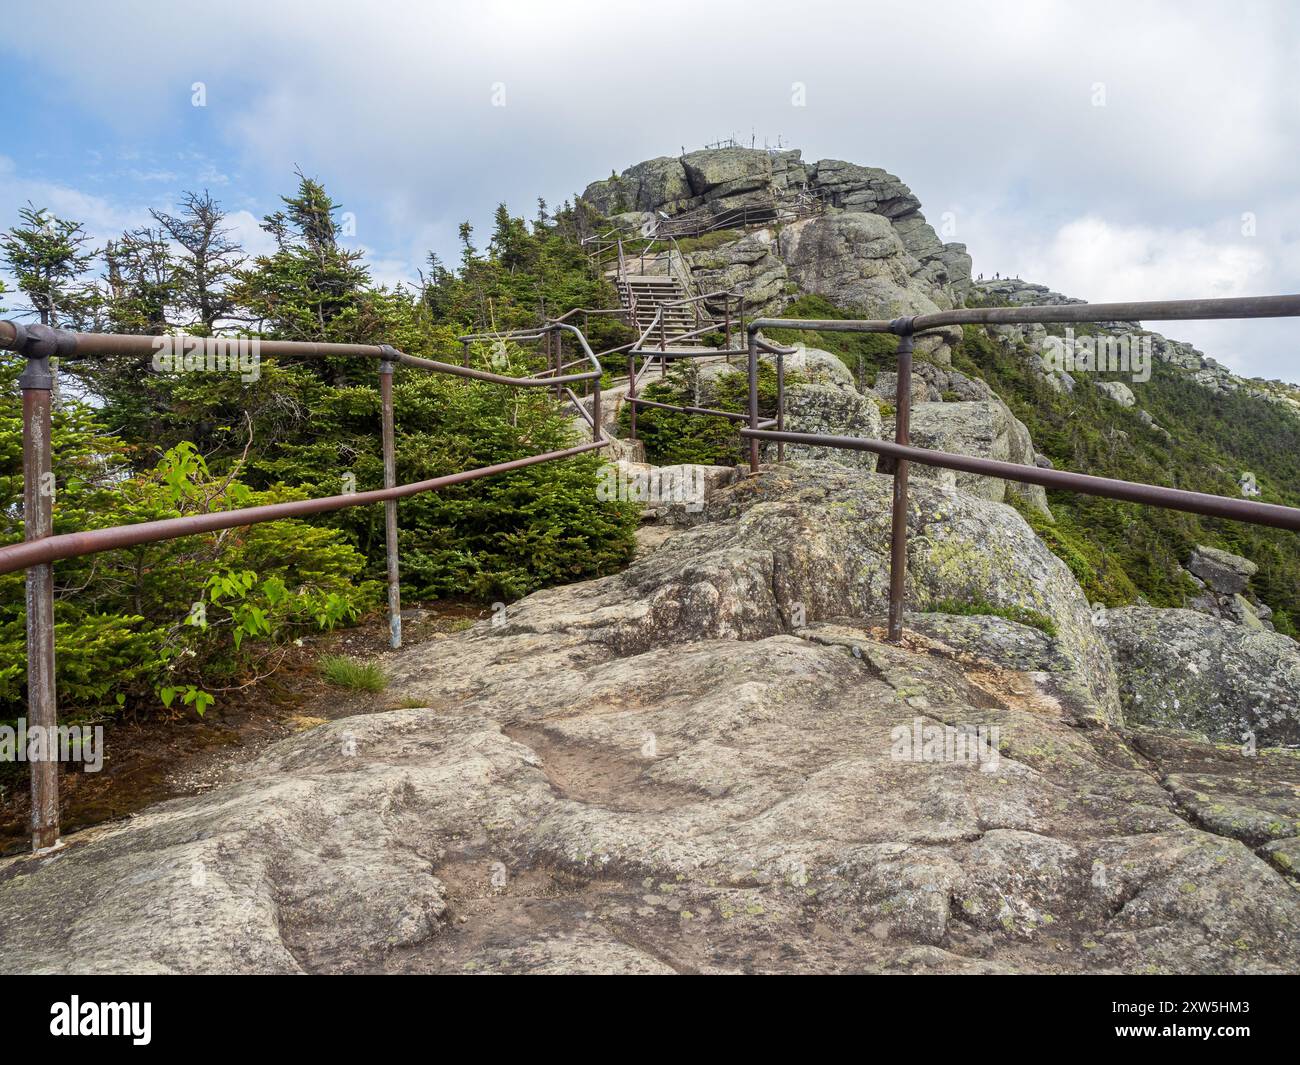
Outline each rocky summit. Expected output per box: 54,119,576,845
2,463,1298,975
3,145,1299,977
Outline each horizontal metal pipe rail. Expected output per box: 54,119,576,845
628,396,778,426
627,335,794,455
741,428,1300,531
744,293,1300,645
1,318,609,852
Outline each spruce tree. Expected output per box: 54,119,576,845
0,204,98,327
150,191,245,334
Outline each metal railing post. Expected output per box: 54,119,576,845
776,351,786,463
888,321,916,644
554,329,564,401
378,348,402,650
17,325,60,851
628,353,638,441
747,330,760,474
591,373,602,444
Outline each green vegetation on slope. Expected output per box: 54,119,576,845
952,325,1300,633
1,178,639,723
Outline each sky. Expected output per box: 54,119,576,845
1,0,1298,379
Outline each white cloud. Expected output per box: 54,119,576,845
1,0,1298,376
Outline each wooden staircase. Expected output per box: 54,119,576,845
608,248,716,350
617,274,700,341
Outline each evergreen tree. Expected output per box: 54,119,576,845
489,203,533,273
150,191,245,334
102,226,178,335
0,204,97,327
233,170,376,349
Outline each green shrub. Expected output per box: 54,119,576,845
765,295,903,384
617,360,793,466
0,385,379,722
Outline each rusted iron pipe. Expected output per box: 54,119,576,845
747,330,760,474
20,349,58,851
888,327,915,643
378,354,401,650
0,320,388,361
776,352,785,464
453,322,603,384
628,396,774,424
738,427,1300,532
0,320,607,389
911,293,1300,331
397,351,598,388
564,387,595,429
0,439,610,577
746,291,1300,339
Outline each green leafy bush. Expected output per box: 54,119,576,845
1,364,378,721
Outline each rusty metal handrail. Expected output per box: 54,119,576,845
625,335,794,453
742,294,1300,644
0,317,610,852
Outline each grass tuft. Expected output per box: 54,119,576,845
318,654,388,692
924,598,1058,638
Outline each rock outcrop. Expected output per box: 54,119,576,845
776,214,960,365
1183,546,1274,630
1102,607,1300,746
764,346,882,468
1094,380,1136,407
686,229,790,310
3,460,1298,975
904,399,1052,518
973,277,1300,410
583,147,972,316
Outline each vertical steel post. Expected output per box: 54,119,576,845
659,312,666,378
747,330,760,474
724,299,732,352
628,353,638,441
776,352,786,463
378,350,401,650
18,326,59,851
554,329,564,401
888,324,915,643
591,374,602,443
